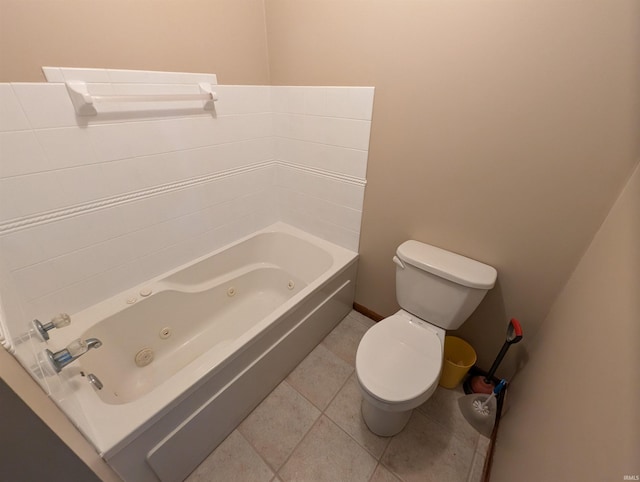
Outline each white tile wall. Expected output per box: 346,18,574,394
275,165,364,252
271,86,374,120
61,68,112,83
10,83,80,129
0,74,373,350
270,86,372,251
278,206,362,253
273,113,371,150
6,168,276,320
34,127,98,171
0,85,31,131
0,130,49,177
274,138,367,179
215,85,271,115
41,67,65,83
276,166,364,210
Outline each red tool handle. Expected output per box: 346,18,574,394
506,318,523,344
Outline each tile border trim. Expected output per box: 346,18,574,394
0,161,365,235
275,161,366,187
0,162,272,235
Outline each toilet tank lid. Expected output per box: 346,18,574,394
396,240,497,289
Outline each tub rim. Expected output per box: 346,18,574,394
46,222,358,454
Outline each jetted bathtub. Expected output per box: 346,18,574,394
49,222,358,482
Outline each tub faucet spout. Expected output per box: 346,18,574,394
45,337,102,373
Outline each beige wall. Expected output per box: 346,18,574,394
265,0,640,374
1,1,640,477
3,0,638,375
492,162,640,481
0,0,270,83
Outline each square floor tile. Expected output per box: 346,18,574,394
382,410,475,482
279,416,378,482
185,430,273,482
239,381,321,470
325,374,390,459
370,464,402,482
185,311,484,482
418,386,464,419
286,343,353,410
418,386,480,449
322,312,374,365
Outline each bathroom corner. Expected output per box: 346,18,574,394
1,0,639,481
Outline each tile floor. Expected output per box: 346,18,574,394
185,310,490,482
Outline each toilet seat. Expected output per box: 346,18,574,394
356,312,443,406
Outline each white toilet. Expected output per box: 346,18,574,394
355,240,497,436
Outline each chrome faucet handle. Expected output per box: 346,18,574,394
33,313,71,341
44,337,102,373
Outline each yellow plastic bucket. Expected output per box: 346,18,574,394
439,336,477,389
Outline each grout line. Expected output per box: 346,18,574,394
9,188,269,272
289,322,386,467
316,414,381,481
0,135,273,180
241,378,322,476
9,84,37,132
274,410,325,479
67,110,272,129
323,403,389,465
234,429,278,479
367,463,381,482
20,210,267,307
419,390,481,452
272,135,369,153
275,314,361,478
1,159,363,236
367,462,403,482
285,363,355,414
0,161,273,234
272,110,373,122
275,160,366,186
315,318,395,465
321,367,355,415
189,310,479,482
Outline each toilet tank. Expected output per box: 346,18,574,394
394,240,497,330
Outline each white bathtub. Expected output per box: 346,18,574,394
48,223,358,482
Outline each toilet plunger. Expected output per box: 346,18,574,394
468,318,522,394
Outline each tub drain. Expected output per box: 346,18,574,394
135,347,154,367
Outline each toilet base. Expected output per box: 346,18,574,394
361,398,412,437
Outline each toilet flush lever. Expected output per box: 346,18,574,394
392,256,405,269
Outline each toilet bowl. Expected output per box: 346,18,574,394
355,240,497,436
355,310,444,436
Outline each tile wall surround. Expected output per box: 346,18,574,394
0,69,374,371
